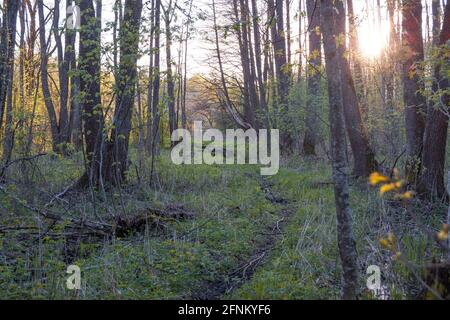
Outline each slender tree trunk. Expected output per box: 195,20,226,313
181,0,193,130
67,0,81,150
285,0,291,66
152,0,161,156
297,0,303,81
251,0,269,128
245,0,260,126
105,0,143,184
212,0,249,129
269,0,292,150
336,0,377,177
1,0,19,171
320,0,358,300
53,0,70,151
420,1,450,198
303,0,321,155
37,0,61,152
164,4,177,142
232,0,256,128
347,0,366,115
402,0,427,185
146,0,155,153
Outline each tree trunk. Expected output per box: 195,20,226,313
152,0,161,157
320,0,358,300
77,0,104,187
347,0,365,115
402,0,427,185
181,1,193,130
53,0,70,151
105,0,143,184
336,0,377,177
164,5,177,142
146,0,155,153
303,0,321,155
212,0,249,129
269,0,292,150
1,0,19,171
251,0,269,128
420,1,450,198
233,0,257,128
67,0,81,150
285,0,291,66
0,0,17,128
37,0,61,153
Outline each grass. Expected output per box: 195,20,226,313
0,151,448,299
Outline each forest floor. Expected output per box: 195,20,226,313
0,151,446,299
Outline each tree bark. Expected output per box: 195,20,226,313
67,0,81,150
105,0,143,184
402,0,427,185
336,0,377,177
1,0,19,170
37,0,61,153
152,0,161,157
420,1,450,198
269,0,292,150
77,0,104,187
146,0,155,153
251,0,269,128
53,0,70,151
303,0,321,155
163,2,177,142
320,0,358,300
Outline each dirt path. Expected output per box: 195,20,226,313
189,178,295,300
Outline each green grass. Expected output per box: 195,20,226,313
0,152,447,299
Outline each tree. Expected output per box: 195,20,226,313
53,0,70,150
162,0,177,142
37,0,65,153
402,0,426,185
420,1,450,198
233,0,257,128
303,0,321,155
320,0,358,299
105,0,143,184
268,0,292,151
77,0,103,187
67,0,81,149
212,0,250,130
336,0,377,177
0,0,19,170
251,0,269,128
152,0,161,157
146,0,155,153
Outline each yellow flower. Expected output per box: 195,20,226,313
396,191,415,200
379,181,403,196
392,251,402,260
437,224,449,241
380,183,395,195
380,233,397,251
388,232,396,246
379,238,390,249
369,172,390,186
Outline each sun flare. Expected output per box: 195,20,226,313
358,21,389,59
